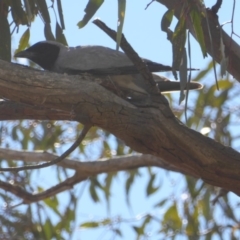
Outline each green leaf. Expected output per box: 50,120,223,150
57,0,65,29
186,176,197,198
11,0,29,26
43,196,61,218
80,218,111,228
125,170,140,206
64,208,75,232
113,228,122,237
55,22,67,45
132,226,144,235
103,140,111,157
154,198,167,208
35,0,51,23
44,23,55,41
199,189,211,221
146,174,158,196
80,221,100,228
116,0,126,50
202,80,232,108
23,0,32,25
179,47,187,103
77,0,104,28
161,9,174,32
15,28,30,55
190,9,207,57
192,61,213,82
103,173,115,208
172,17,186,80
163,203,182,230
89,178,103,202
43,218,53,239
185,203,199,237
132,216,152,240
89,183,100,202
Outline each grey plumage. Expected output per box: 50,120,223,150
15,41,202,96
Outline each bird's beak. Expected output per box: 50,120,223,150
14,50,34,58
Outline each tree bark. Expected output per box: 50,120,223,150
0,60,240,195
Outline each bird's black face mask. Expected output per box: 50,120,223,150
15,42,60,71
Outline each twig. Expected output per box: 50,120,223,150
0,125,91,171
0,172,88,204
145,0,155,10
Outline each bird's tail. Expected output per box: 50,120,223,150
157,80,203,93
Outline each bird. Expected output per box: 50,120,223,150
15,41,202,96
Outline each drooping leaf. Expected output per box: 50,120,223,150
15,28,30,55
113,228,122,237
23,0,32,25
44,196,61,218
179,47,187,103
163,203,182,230
132,215,152,239
190,8,207,57
161,9,174,32
172,17,187,80
11,0,29,26
44,23,55,41
125,170,140,206
56,0,65,29
55,22,67,45
154,198,167,208
80,221,100,228
43,218,54,240
89,178,103,202
35,0,51,23
103,173,115,209
80,218,111,228
77,0,104,28
116,0,126,50
146,173,158,196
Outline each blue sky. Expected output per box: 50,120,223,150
10,0,240,239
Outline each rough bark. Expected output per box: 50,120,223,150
0,60,240,195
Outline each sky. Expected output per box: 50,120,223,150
9,0,240,239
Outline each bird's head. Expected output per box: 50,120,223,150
14,41,64,70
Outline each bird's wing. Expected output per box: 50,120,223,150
62,62,174,76
53,45,173,74
55,45,198,76
53,46,133,72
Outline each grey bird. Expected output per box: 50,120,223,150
15,41,202,96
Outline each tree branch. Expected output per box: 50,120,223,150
0,125,91,171
0,146,198,203
0,172,87,203
0,147,197,177
1,59,240,195
0,101,77,120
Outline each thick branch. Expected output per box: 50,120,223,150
0,101,76,120
0,147,196,202
0,60,240,195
